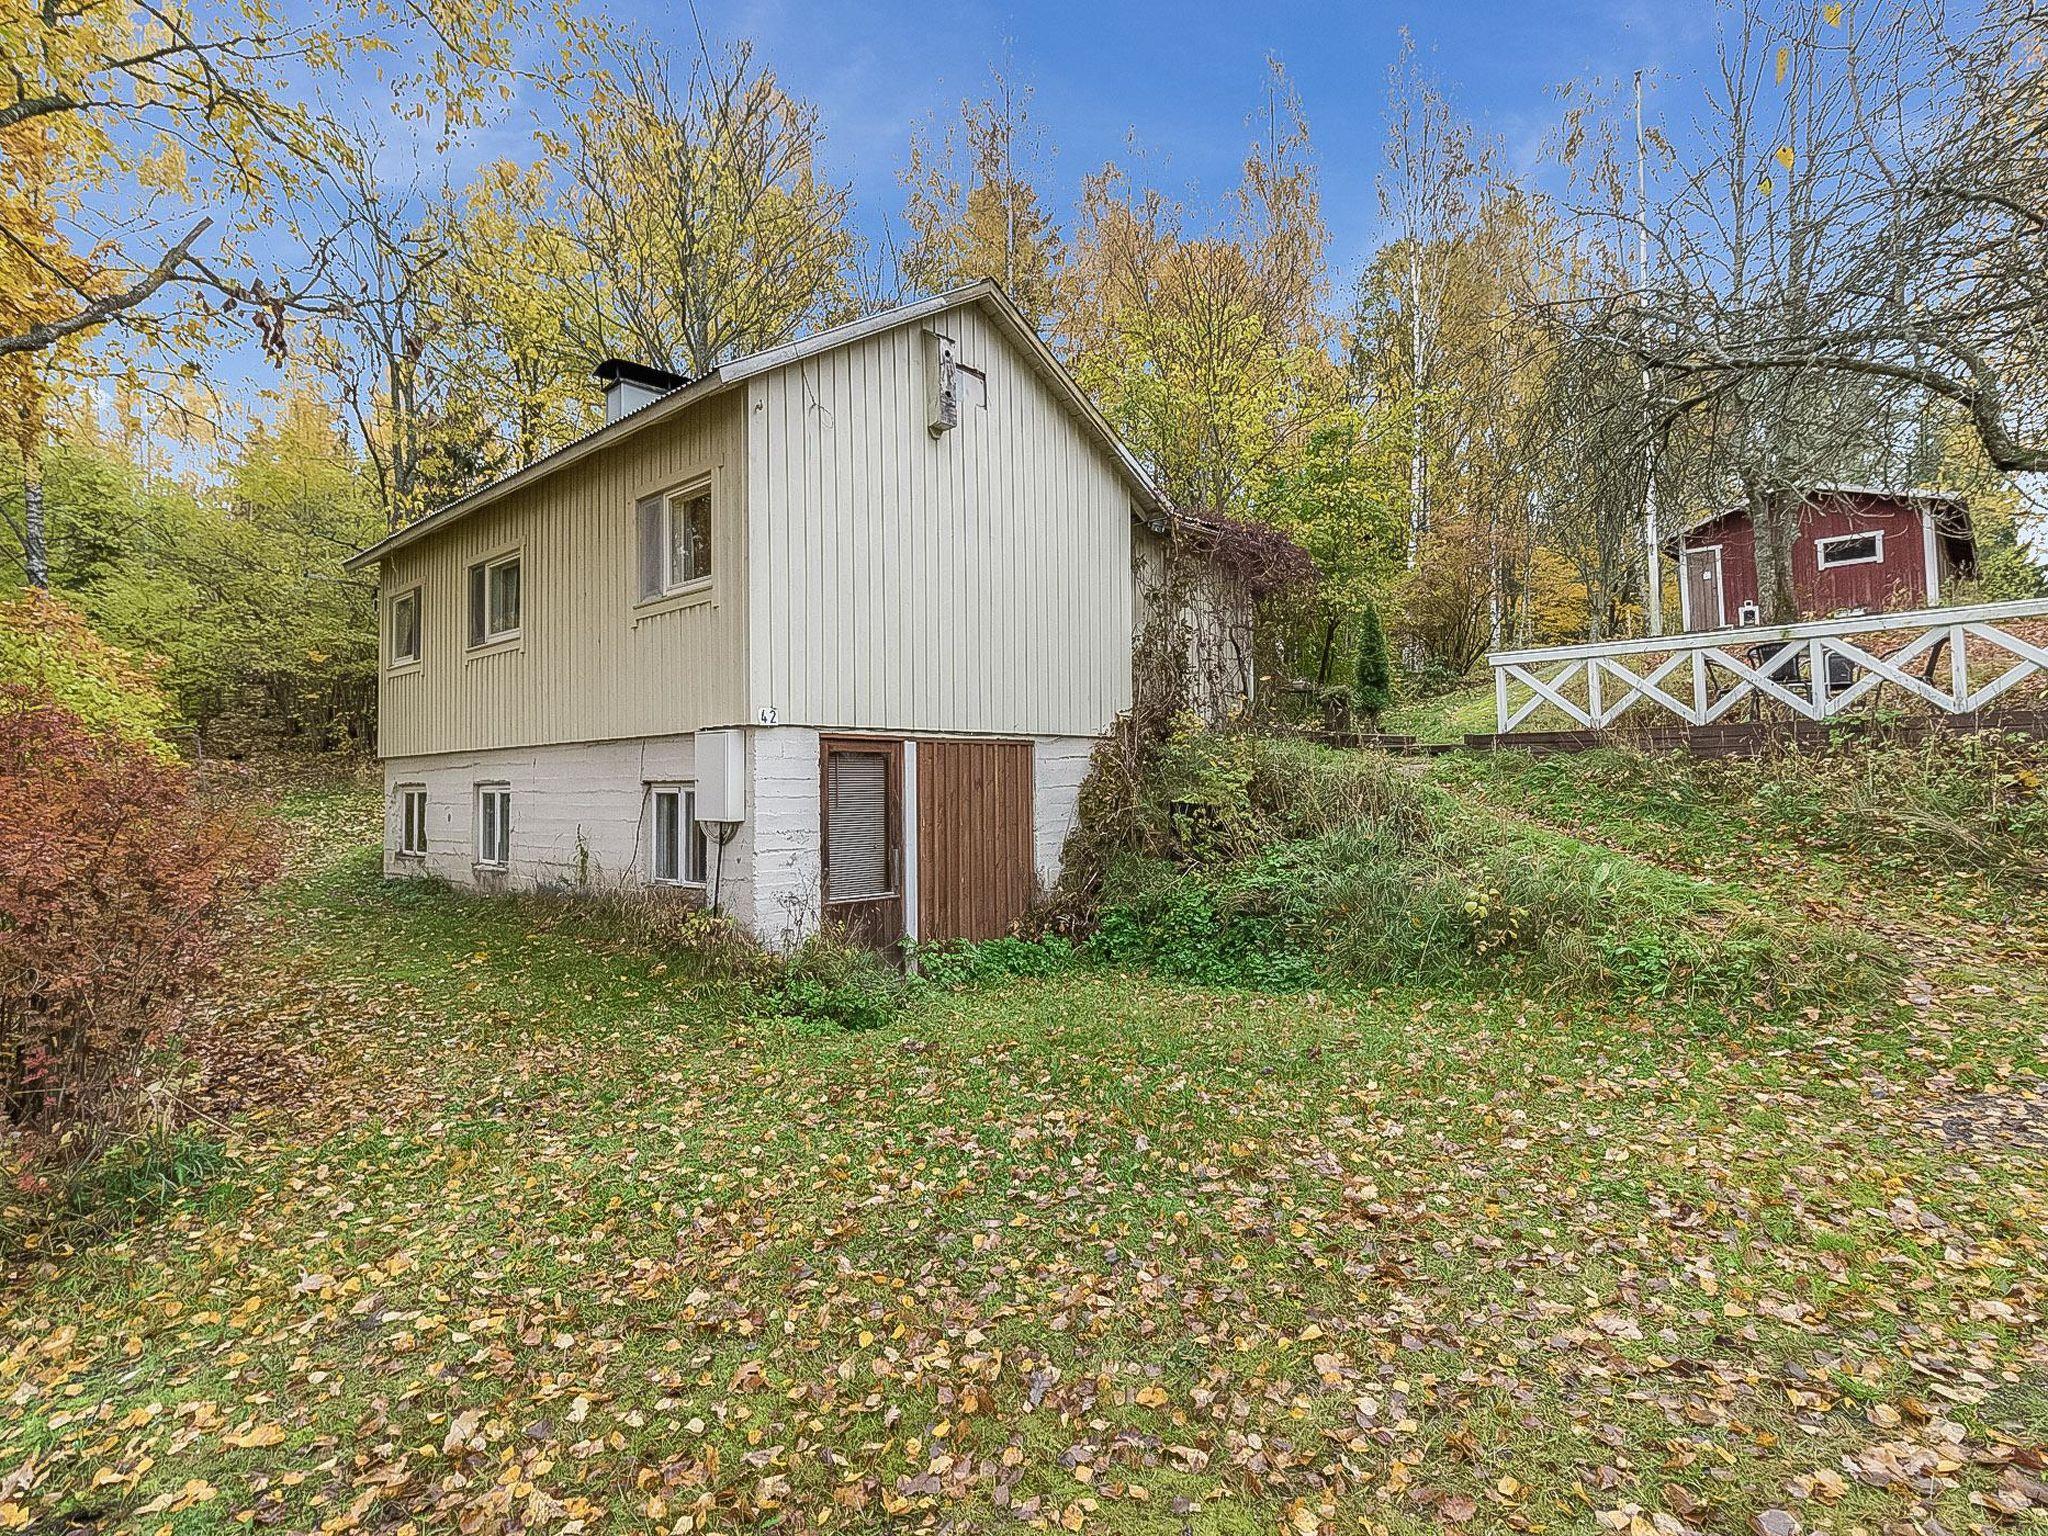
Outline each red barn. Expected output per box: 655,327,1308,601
1668,485,1977,631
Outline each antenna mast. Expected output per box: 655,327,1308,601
1635,70,1664,636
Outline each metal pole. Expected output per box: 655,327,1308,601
1635,71,1664,636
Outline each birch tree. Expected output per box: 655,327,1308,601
543,28,856,377
1057,59,1342,515
0,0,523,364
899,65,1062,323
1632,0,2048,484
442,162,597,466
1376,34,1474,570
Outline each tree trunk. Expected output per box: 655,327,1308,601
1406,245,1427,569
23,456,47,589
1751,488,1799,623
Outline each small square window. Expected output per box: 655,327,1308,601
397,786,428,856
476,784,511,867
1815,531,1883,569
650,784,708,885
390,589,420,666
468,554,522,647
636,483,713,601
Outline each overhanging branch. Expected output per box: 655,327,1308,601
0,218,212,358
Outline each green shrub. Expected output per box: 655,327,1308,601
1354,602,1394,725
0,591,173,755
913,934,1076,987
1089,848,1328,991
1061,724,1894,1012
775,933,914,1032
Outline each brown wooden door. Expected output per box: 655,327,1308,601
1682,545,1726,629
821,737,904,948
917,739,1035,942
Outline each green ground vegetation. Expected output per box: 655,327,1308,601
2,746,2044,1535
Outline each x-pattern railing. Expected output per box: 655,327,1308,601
1488,598,2048,733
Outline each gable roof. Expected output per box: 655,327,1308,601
344,281,1165,570
1665,483,1971,547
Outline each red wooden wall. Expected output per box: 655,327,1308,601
1679,493,1933,626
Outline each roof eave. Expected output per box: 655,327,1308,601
341,279,1168,570
341,368,735,570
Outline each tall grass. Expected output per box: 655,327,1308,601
1067,726,1890,1011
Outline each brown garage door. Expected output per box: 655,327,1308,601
917,739,1035,942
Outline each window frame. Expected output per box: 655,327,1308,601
1813,529,1884,570
649,783,708,887
475,783,512,869
388,585,422,670
466,549,524,651
396,784,428,857
635,476,715,610
957,362,989,410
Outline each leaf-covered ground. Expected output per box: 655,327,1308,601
3,767,2045,1536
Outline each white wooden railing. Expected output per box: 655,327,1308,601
1488,598,2048,733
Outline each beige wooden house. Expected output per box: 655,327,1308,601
345,283,1170,947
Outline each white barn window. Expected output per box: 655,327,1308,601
389,587,421,667
1815,530,1883,569
467,553,522,647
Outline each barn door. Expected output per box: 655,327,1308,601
821,738,904,948
917,739,1035,942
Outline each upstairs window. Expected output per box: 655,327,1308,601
476,784,511,867
636,483,713,601
389,588,421,667
1815,530,1883,569
468,553,522,648
397,785,428,856
650,784,708,885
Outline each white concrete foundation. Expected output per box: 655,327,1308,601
382,728,1096,948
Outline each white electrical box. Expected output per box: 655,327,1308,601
924,329,959,435
694,728,745,823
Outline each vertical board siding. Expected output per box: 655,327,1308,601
916,738,1035,941
749,303,1135,737
1678,494,1940,628
377,391,749,757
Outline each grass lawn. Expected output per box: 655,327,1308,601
1383,681,1499,744
3,766,2045,1535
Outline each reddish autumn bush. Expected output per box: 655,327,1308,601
0,686,275,1149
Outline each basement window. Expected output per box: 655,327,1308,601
467,553,522,647
649,784,707,885
636,481,713,602
397,785,428,857
476,784,511,868
1815,530,1883,569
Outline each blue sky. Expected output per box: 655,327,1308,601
661,0,1723,292
200,0,1729,423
